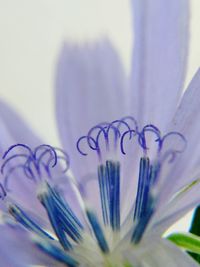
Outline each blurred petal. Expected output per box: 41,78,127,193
139,239,199,267
0,101,85,229
151,182,200,234
0,223,64,266
145,70,200,235
130,0,189,130
0,101,45,213
0,100,41,146
55,40,127,181
158,69,200,202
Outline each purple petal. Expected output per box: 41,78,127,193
0,223,63,266
157,69,200,202
126,239,199,266
130,0,189,130
0,101,46,214
0,100,42,146
145,69,200,233
150,182,200,234
55,40,127,180
0,101,86,228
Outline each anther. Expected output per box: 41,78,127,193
86,208,110,254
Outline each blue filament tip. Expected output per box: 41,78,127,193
76,117,187,159
76,116,138,158
1,144,70,191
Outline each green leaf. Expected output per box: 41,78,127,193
189,206,200,263
167,232,200,254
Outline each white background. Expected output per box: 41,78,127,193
0,0,200,232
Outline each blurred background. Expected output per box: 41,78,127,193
0,0,200,232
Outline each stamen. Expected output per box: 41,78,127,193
132,157,158,243
160,132,187,162
98,165,110,226
0,183,6,199
149,162,160,186
34,144,58,168
76,118,186,159
118,116,138,132
38,183,83,249
9,204,54,240
138,124,162,151
33,236,78,267
98,161,120,231
86,208,109,254
3,164,35,192
134,157,150,221
47,184,83,241
120,130,138,155
76,117,138,160
39,189,72,250
106,161,120,231
1,144,69,191
131,205,154,244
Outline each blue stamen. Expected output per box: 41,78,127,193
132,158,159,243
86,209,109,254
106,161,120,231
2,164,35,192
47,184,83,241
98,161,120,231
34,144,58,168
0,119,188,267
0,183,6,199
9,204,54,240
149,162,160,186
1,144,69,190
134,157,150,221
2,144,33,159
98,164,110,226
131,204,154,244
76,117,139,159
39,191,72,250
34,237,78,267
39,183,83,248
138,124,162,151
120,130,138,155
160,131,187,154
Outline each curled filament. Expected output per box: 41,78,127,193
1,144,70,191
76,117,187,162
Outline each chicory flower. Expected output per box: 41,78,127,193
0,0,200,266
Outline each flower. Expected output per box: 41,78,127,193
1,0,200,266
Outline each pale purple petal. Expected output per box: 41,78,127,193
0,101,47,215
157,69,200,203
133,239,199,267
130,0,189,130
0,223,63,266
0,100,42,146
55,40,127,182
0,101,86,229
138,68,200,233
150,182,200,234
